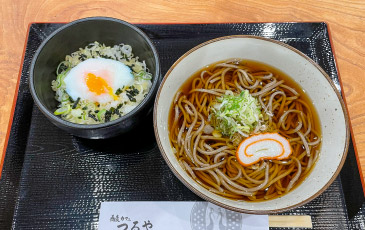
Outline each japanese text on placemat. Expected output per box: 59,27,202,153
110,214,153,229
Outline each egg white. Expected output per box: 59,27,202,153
64,58,134,104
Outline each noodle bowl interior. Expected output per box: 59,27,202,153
169,59,321,202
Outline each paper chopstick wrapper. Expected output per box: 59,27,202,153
99,201,269,230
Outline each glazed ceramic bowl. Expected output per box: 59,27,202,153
30,17,160,139
153,35,349,213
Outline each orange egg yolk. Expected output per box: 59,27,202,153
85,73,118,100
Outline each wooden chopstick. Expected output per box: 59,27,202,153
269,215,312,228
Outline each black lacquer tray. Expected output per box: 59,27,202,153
1,23,365,230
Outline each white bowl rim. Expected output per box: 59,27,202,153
153,35,350,214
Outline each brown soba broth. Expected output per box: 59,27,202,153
168,59,321,202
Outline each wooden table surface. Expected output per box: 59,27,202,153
1,0,364,185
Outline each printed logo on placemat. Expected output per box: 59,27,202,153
190,202,242,230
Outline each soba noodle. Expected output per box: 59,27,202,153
169,59,321,201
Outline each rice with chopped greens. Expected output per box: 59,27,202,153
51,42,152,124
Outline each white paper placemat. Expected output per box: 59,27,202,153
99,201,269,230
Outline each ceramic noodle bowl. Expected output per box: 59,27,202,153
153,36,349,213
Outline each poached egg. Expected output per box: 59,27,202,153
64,58,134,104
